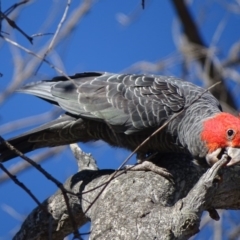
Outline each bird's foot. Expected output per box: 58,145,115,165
124,153,173,181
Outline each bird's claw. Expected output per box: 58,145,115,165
124,160,173,181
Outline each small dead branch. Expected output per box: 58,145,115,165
170,0,236,110
0,162,41,206
35,0,72,74
70,143,98,171
0,136,80,238
0,11,33,43
0,146,66,184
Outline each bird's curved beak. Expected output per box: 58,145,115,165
226,147,240,166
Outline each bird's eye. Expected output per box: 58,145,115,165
227,129,235,139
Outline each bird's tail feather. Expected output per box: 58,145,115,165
0,114,79,162
17,81,57,105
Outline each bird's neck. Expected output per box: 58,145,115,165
171,103,221,158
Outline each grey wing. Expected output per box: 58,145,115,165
18,72,187,134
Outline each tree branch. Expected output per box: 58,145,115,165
13,153,240,240
170,0,236,111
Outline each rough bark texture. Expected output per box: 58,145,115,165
13,153,240,240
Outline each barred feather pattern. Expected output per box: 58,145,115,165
0,72,222,162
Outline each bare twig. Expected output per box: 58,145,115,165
0,136,80,237
0,0,94,105
3,0,30,16
0,146,66,184
69,143,98,171
0,0,30,34
2,35,73,81
35,0,72,74
0,12,33,43
0,108,61,136
170,0,236,110
203,14,228,87
31,32,53,38
223,41,240,68
0,162,41,206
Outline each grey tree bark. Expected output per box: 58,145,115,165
13,152,240,240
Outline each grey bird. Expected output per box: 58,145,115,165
1,72,240,171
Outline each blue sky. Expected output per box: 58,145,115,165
0,0,239,239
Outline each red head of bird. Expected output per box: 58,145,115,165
201,112,240,166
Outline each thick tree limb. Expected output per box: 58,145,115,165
13,153,240,240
